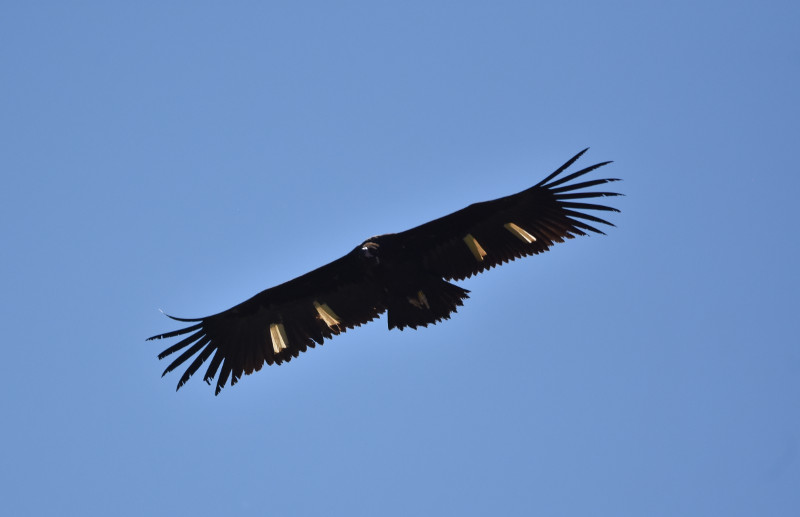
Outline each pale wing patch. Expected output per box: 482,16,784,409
269,323,289,354
407,290,430,309
313,301,341,328
463,233,487,261
504,222,537,244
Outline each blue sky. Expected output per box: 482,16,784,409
1,1,798,515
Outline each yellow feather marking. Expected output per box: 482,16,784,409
313,301,341,328
504,222,537,243
269,323,288,354
408,290,430,309
463,233,487,261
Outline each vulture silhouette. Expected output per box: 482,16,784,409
149,149,621,394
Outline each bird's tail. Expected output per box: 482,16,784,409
387,278,470,330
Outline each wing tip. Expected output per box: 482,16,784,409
534,148,607,188
164,312,204,323
147,310,205,341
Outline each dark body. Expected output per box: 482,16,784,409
149,149,621,394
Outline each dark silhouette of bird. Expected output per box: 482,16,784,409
148,149,621,394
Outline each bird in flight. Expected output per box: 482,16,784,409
149,149,621,394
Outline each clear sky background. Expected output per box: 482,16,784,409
1,1,798,515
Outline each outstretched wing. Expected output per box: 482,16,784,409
148,251,386,395
149,149,620,395
396,148,621,281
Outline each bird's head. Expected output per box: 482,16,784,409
359,241,381,264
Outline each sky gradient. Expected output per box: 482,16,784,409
2,1,798,515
